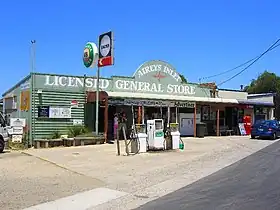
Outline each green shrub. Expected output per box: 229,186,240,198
67,125,89,137
50,130,61,139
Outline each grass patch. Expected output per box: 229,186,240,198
8,140,26,150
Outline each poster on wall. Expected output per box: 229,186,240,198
12,126,24,135
38,106,50,118
73,119,83,125
238,123,247,135
10,118,26,127
49,107,71,118
12,134,22,143
20,90,30,111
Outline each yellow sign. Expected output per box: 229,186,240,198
20,90,30,111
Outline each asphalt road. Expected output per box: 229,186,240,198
0,151,104,210
136,140,280,210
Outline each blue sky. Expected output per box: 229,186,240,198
1,0,280,94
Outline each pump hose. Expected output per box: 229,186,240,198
179,137,184,149
146,138,150,151
127,130,141,155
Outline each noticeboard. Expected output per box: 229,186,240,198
38,106,50,118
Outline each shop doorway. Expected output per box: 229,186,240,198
84,102,105,133
84,91,108,137
107,105,117,141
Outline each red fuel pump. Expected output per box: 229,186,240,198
243,115,252,135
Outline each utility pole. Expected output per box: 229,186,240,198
31,40,36,72
30,40,36,146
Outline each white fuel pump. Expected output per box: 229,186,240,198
147,119,165,150
135,124,147,153
170,123,180,149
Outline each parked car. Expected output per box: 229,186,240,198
251,120,280,140
0,112,9,153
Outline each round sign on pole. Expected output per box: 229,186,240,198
83,42,98,68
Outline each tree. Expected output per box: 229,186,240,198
244,71,280,94
179,74,188,84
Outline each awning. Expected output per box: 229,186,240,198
106,91,239,104
237,99,274,106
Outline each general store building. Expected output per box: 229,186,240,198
1,60,275,146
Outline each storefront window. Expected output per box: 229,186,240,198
219,110,225,126
170,107,177,123
201,105,210,121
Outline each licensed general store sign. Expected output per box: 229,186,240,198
44,75,196,95
37,60,211,97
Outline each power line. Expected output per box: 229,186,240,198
217,38,280,87
200,42,280,81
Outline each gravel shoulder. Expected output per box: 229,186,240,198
0,152,104,210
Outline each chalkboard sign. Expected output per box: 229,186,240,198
38,106,50,118
238,123,247,135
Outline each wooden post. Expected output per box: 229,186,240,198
123,126,129,156
216,109,220,136
194,104,197,137
175,107,178,124
116,128,120,156
104,99,108,143
138,106,141,124
142,106,145,124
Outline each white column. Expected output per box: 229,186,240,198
167,106,170,127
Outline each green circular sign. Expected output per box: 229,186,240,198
83,42,98,68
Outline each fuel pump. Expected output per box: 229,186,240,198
170,123,180,149
130,106,147,154
135,124,147,153
147,119,165,150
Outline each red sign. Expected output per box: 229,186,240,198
71,100,78,106
98,56,113,67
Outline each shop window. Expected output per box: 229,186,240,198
170,107,177,123
217,110,225,126
201,105,210,121
219,118,225,126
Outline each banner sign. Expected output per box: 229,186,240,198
109,98,195,107
49,107,71,118
98,31,114,67
37,106,71,118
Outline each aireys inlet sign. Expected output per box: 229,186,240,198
37,60,210,97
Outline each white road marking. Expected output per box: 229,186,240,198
23,187,127,210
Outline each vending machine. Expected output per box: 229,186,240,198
147,119,165,150
243,115,252,135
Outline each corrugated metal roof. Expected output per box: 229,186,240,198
237,99,274,106
247,93,276,98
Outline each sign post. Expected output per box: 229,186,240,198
96,31,114,136
83,41,98,133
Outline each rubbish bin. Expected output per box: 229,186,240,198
196,122,206,138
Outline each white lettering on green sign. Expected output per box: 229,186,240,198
44,75,109,89
137,64,181,82
44,76,196,95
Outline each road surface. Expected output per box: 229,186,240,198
137,140,280,210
